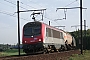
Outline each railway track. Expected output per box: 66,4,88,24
0,49,80,60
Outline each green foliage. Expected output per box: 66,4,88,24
70,29,90,49
70,29,90,38
4,49,23,53
0,49,25,57
4,49,18,53
87,29,90,36
69,50,90,60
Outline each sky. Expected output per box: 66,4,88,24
0,0,90,44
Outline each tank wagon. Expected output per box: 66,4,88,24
22,21,76,54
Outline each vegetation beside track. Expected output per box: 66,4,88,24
69,50,90,60
70,29,90,49
0,49,25,57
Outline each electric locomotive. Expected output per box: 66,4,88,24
22,21,76,54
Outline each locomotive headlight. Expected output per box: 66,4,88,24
25,41,27,43
39,39,41,41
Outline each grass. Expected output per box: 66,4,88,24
69,50,90,60
0,49,25,57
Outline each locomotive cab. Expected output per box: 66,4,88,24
22,22,44,53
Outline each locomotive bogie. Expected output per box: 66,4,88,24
23,42,44,53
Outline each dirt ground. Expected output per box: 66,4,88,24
0,50,80,60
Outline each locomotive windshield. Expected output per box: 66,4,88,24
23,22,41,37
24,27,32,36
33,27,41,35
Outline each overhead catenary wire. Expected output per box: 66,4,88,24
56,0,78,21
1,0,46,22
1,0,32,21
20,2,37,9
27,1,60,24
4,0,27,10
0,1,15,8
0,10,16,17
3,0,63,26
25,0,59,23
44,16,61,25
17,1,54,24
2,0,80,25
0,10,30,21
15,1,47,22
3,0,72,27
65,0,78,7
4,0,16,5
27,0,44,8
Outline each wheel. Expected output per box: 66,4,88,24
43,48,49,54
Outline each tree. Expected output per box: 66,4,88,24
70,29,90,50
